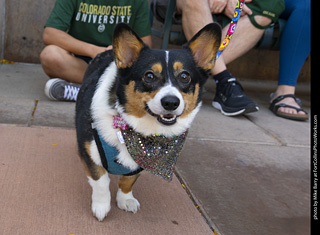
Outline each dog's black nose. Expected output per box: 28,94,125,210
161,96,180,111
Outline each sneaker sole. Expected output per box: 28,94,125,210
44,78,63,101
212,101,259,116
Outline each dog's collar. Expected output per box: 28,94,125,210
113,115,188,182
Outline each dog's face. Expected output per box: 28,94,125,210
113,23,221,136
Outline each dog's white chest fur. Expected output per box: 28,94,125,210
91,61,139,170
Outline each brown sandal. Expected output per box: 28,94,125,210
269,94,309,121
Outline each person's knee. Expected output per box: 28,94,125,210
41,45,60,64
253,15,272,27
40,45,70,77
40,45,66,70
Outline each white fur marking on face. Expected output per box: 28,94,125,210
121,101,202,137
165,51,172,85
147,85,184,116
88,173,111,221
165,50,169,65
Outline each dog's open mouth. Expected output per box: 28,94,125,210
146,106,178,126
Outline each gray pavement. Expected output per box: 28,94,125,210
0,63,311,234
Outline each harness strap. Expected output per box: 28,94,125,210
124,167,144,176
92,127,109,171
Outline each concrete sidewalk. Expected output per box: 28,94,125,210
0,63,311,234
0,125,213,235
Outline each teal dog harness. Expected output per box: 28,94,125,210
92,127,142,176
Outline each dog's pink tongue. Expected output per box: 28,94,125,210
163,114,174,119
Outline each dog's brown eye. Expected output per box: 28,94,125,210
178,71,190,83
144,71,155,82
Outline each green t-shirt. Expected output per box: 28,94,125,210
45,0,151,47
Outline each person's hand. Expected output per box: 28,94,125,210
90,45,112,58
223,0,253,19
208,0,228,14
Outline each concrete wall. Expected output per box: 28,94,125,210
227,49,311,83
0,0,310,82
0,0,6,59
0,0,55,63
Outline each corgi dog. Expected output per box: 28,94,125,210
76,23,221,221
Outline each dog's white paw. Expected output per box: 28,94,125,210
118,198,140,213
88,174,111,221
116,189,140,213
92,202,111,221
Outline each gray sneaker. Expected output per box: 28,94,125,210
44,78,81,102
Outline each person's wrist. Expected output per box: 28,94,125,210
88,44,99,58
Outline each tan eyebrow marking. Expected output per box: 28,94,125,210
151,63,162,73
173,61,183,71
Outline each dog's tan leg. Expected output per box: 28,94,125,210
116,174,141,213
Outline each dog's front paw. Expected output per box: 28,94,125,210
116,189,140,213
92,202,111,221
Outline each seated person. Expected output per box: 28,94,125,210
151,0,285,116
40,0,152,102
269,0,310,121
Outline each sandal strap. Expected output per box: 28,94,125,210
271,94,302,107
270,94,306,112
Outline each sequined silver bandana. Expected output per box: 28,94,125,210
113,116,188,182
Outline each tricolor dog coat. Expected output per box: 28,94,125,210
75,23,221,221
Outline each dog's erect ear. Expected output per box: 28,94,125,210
186,23,222,70
113,23,146,68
